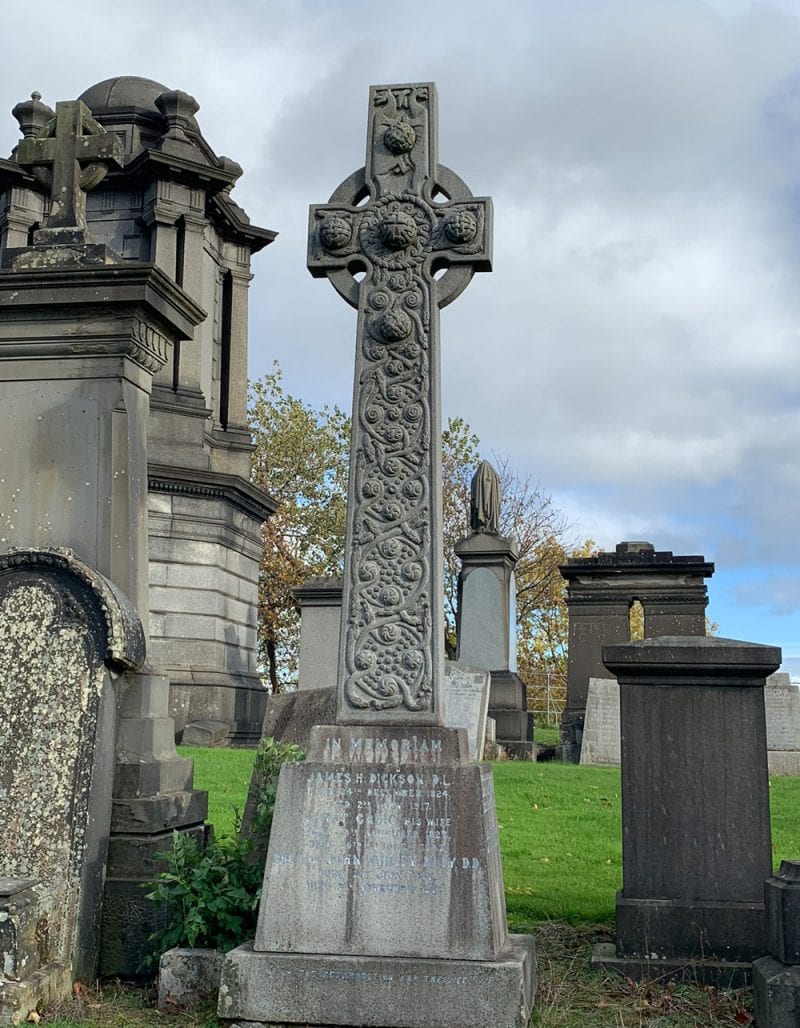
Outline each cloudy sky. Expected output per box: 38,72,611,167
3,0,800,670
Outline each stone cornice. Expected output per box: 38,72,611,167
207,192,277,253
0,263,205,341
147,463,277,522
293,578,344,606
560,552,714,582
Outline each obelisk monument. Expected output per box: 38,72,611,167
219,83,535,1028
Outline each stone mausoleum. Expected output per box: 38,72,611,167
559,541,714,762
0,77,276,744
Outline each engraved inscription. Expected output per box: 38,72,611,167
269,964,473,987
269,766,485,901
765,680,800,752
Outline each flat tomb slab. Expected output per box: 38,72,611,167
219,936,536,1028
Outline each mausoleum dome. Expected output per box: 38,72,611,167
79,76,169,115
78,75,204,160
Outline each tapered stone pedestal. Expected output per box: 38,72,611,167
592,635,779,985
219,726,535,1027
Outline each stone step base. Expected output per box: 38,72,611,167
753,955,800,1025
592,942,752,988
0,960,71,1026
219,935,536,1028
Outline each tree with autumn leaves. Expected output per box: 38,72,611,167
249,366,588,695
249,366,349,692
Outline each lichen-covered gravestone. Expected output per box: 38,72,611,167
219,83,535,1028
0,548,144,1021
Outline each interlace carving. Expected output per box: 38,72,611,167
308,83,492,723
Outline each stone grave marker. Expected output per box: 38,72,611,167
0,547,144,1018
579,677,620,766
580,669,800,774
593,635,779,983
219,82,535,1028
455,461,534,757
444,662,491,761
765,672,800,775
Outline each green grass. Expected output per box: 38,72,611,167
177,745,256,837
534,724,561,747
495,762,623,927
38,752,800,1025
178,748,800,930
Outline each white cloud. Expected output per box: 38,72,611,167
2,0,800,647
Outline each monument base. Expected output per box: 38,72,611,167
222,724,536,1024
769,751,800,776
615,893,767,963
498,739,537,761
219,936,536,1028
753,955,800,1026
0,959,72,1025
591,943,752,988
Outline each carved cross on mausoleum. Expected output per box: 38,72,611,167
16,99,122,234
308,83,492,724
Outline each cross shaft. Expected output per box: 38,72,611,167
308,83,492,724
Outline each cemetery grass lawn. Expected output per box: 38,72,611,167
178,745,257,837
39,753,800,1025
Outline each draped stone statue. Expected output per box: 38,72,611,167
470,460,501,534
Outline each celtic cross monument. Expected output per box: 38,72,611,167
219,84,536,1028
308,82,492,724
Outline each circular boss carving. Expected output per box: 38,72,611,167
443,209,478,245
383,120,416,155
320,215,352,251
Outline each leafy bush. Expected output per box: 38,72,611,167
143,737,305,962
250,736,305,849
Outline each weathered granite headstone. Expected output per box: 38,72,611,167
765,673,800,775
443,662,491,761
455,461,533,758
578,678,620,766
580,669,800,773
219,83,535,1028
0,548,144,1020
592,635,779,984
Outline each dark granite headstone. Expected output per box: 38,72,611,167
559,542,714,762
592,635,779,984
753,861,800,1025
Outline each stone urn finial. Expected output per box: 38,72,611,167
12,91,55,139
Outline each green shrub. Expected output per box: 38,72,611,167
250,736,305,849
143,737,305,963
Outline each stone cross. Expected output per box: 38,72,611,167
16,99,122,233
308,83,492,724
